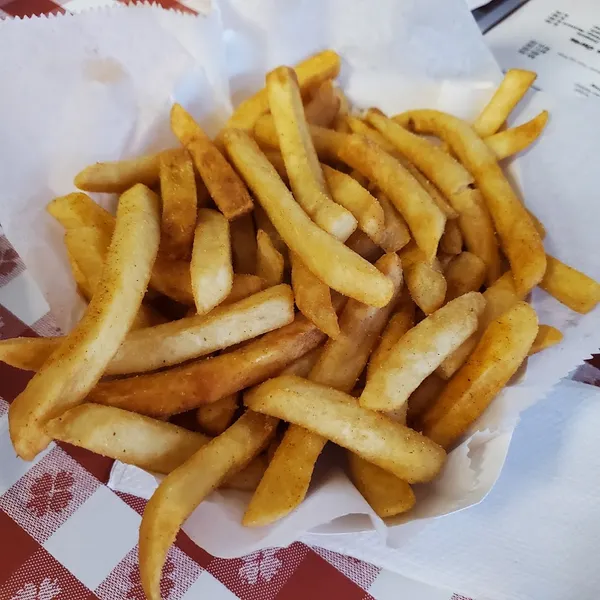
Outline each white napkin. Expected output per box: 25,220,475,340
306,379,600,600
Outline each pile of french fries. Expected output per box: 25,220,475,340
3,50,600,600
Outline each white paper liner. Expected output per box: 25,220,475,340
1,0,600,558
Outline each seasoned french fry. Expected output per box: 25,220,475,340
4,286,294,376
473,69,537,138
485,111,549,160
347,453,416,518
244,255,405,526
222,454,269,491
421,302,538,448
230,213,257,275
367,300,415,380
360,292,485,411
345,230,383,262
245,376,446,483
89,310,336,417
224,129,394,307
171,104,253,220
9,185,160,460
191,209,233,314
439,219,463,255
527,209,546,240
74,153,162,193
332,87,352,132
407,374,447,425
304,80,340,127
358,111,458,219
406,261,447,315
159,149,197,260
397,110,545,295
372,193,412,252
226,274,266,305
267,66,357,240
66,245,89,298
227,50,341,130
338,134,446,262
49,192,195,304
256,229,285,286
291,252,340,338
436,271,522,379
321,165,385,242
540,255,600,314
139,411,277,600
47,404,209,473
48,192,115,232
196,394,239,436
279,347,323,377
368,110,501,282
528,324,563,356
444,252,486,301
253,203,288,265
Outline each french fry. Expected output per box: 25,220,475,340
256,229,285,286
368,110,501,283
47,404,209,473
439,219,463,255
244,254,405,526
444,252,486,301
74,153,162,193
291,252,340,338
49,192,195,304
540,255,600,314
230,213,257,275
338,134,446,262
527,209,546,240
347,453,416,518
171,104,253,220
528,324,563,356
225,274,266,304
222,454,269,491
159,149,197,260
48,192,115,232
405,261,447,315
321,165,385,242
196,394,239,436
223,129,394,307
421,302,538,448
253,203,288,265
65,227,166,328
245,376,446,482
345,230,383,262
436,271,522,379
89,310,335,418
397,109,545,295
353,113,458,219
279,347,323,377
485,111,549,160
332,87,352,132
254,115,347,164
191,209,233,314
407,374,447,425
139,411,277,600
267,66,357,240
367,300,415,380
3,286,294,376
66,245,89,298
360,292,485,411
9,185,161,460
304,80,340,127
227,50,341,130
372,193,411,252
473,69,537,138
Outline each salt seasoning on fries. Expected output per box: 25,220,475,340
10,185,161,460
396,109,546,295
256,229,285,286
